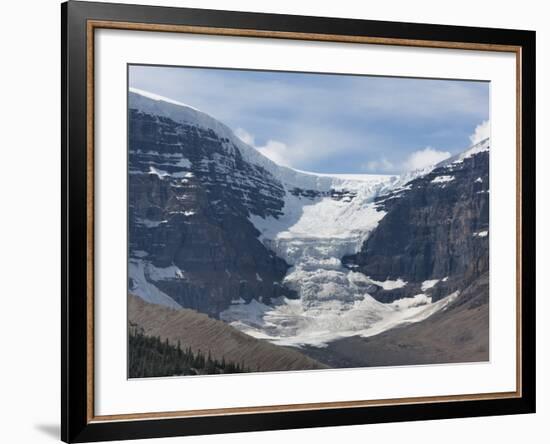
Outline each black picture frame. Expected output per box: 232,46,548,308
61,1,536,442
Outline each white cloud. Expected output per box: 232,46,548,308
234,128,255,145
402,147,451,171
235,128,292,167
235,126,370,170
469,120,490,145
364,121,490,175
363,147,451,174
256,140,292,167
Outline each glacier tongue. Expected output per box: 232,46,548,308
221,175,459,347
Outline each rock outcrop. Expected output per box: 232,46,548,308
343,140,489,303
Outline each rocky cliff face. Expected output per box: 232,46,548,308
128,93,297,317
342,140,490,303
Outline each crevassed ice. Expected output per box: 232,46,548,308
222,175,460,347
221,288,460,347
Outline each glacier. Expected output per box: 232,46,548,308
221,170,460,347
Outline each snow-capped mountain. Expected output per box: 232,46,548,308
128,88,489,348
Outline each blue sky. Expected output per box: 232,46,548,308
129,65,489,174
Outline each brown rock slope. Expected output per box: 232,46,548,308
302,273,489,368
128,294,328,372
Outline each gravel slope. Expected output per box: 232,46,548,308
128,294,328,373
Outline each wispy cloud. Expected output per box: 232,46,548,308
236,126,381,170
402,147,451,171
363,147,451,173
469,120,490,145
235,128,292,167
234,128,255,145
363,158,395,173
235,128,290,167
256,141,292,167
129,65,489,174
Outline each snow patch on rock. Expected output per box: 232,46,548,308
431,175,455,184
369,277,408,290
474,230,488,237
128,259,181,309
421,279,440,291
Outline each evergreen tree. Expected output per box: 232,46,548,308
128,326,248,378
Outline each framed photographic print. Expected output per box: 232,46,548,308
61,1,536,442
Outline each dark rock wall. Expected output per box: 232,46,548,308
129,110,295,317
